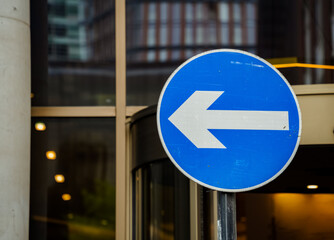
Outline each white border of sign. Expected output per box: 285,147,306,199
157,49,302,192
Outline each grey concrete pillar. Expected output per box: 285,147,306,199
0,1,30,239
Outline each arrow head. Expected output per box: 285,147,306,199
168,91,226,149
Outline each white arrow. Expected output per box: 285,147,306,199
168,91,289,149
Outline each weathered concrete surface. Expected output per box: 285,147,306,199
0,1,30,239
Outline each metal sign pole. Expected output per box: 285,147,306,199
217,192,237,240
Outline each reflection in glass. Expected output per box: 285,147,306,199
35,122,46,131
62,194,72,201
32,0,115,106
30,118,115,240
127,0,257,105
46,151,56,160
237,193,334,240
55,174,65,183
127,0,334,106
307,185,319,190
134,160,190,240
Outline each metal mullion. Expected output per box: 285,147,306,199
115,0,127,239
135,169,143,240
31,106,116,117
126,120,133,240
31,106,148,117
190,181,200,240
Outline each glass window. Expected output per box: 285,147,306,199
32,0,115,106
134,160,190,240
237,193,334,240
30,118,115,240
126,0,334,106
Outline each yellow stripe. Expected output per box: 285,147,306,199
266,57,298,65
273,63,334,70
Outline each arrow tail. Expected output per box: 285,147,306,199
205,110,289,130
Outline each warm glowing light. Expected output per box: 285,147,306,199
46,151,56,160
54,174,65,183
31,93,34,98
67,213,74,219
35,122,46,131
307,185,318,189
273,63,334,70
62,194,71,201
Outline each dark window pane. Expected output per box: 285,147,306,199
30,118,115,240
202,188,215,240
48,3,66,17
32,0,115,106
126,0,334,105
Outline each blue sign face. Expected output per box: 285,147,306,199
157,49,301,192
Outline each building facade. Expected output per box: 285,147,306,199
1,0,334,239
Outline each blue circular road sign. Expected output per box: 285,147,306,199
157,49,301,192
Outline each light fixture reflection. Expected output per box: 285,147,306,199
46,151,56,160
54,174,65,183
62,194,71,201
35,122,46,131
307,185,318,189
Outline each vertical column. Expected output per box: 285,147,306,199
115,0,127,239
190,181,200,240
0,1,31,240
